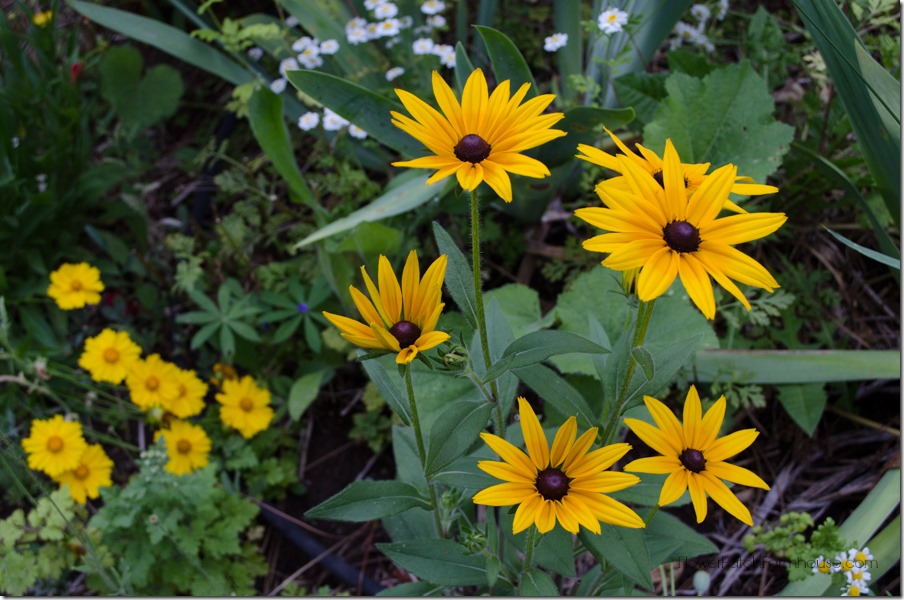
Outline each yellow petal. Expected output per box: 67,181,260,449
567,442,631,478
349,286,384,328
535,499,557,533
682,386,703,450
561,427,598,473
481,160,513,202
395,345,418,364
697,243,780,290
461,66,488,133
554,499,580,534
575,492,644,528
371,323,401,352
570,471,640,493
678,253,716,320
687,472,709,523
512,493,543,534
699,471,754,526
400,250,420,321
517,397,550,470
480,432,537,477
473,482,537,506
686,163,736,226
705,428,759,462
636,247,680,301
562,494,601,534
478,460,536,483
431,70,464,137
623,455,682,475
414,330,449,352
698,396,726,450
693,252,752,311
360,264,391,326
643,396,685,455
623,418,678,460
662,139,686,219
705,461,770,490
377,255,403,324
659,467,689,506
700,211,787,245
600,239,667,271
550,416,576,467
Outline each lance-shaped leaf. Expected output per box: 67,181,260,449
305,480,430,521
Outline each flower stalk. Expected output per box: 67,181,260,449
403,365,444,537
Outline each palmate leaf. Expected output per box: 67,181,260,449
643,61,794,188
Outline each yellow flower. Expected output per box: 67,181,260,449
574,139,787,319
623,386,770,526
32,10,52,27
78,328,142,384
473,397,644,535
53,444,113,504
47,262,104,310
391,68,567,202
125,354,179,411
21,415,88,477
577,128,779,213
163,368,208,419
216,375,274,439
323,250,449,365
155,420,211,475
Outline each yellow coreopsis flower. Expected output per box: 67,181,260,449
574,138,787,319
577,128,779,213
53,444,113,504
216,375,274,439
32,10,52,27
21,415,88,478
473,397,644,535
78,328,142,384
390,68,567,202
47,262,104,310
155,420,211,475
125,354,180,411
323,250,449,365
623,386,770,526
163,368,208,419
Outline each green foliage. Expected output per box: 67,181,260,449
176,279,262,358
86,443,266,595
745,512,847,582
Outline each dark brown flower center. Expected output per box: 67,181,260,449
652,169,689,189
663,220,701,253
145,376,159,391
389,320,421,348
535,467,570,501
454,134,491,164
103,348,120,363
239,397,254,412
70,280,83,291
680,448,706,473
47,436,64,452
74,465,90,479
177,439,192,454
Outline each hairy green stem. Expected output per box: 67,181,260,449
601,298,657,446
404,365,444,538
470,189,505,437
520,526,538,578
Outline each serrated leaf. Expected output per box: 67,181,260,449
288,371,323,421
513,363,594,429
644,510,718,565
776,383,827,437
378,539,487,585
580,525,653,589
483,330,609,384
519,568,557,596
643,61,794,187
306,480,430,521
612,71,667,126
425,401,492,476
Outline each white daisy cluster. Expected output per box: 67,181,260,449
269,36,340,94
811,548,875,597
543,32,568,52
597,7,629,35
409,37,455,68
297,109,368,139
670,1,729,53
345,0,415,46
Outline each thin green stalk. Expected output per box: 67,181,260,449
643,504,660,525
520,526,538,577
470,189,505,437
600,298,657,446
404,365,444,538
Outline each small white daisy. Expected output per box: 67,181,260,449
374,2,398,19
421,0,445,15
270,78,288,94
841,580,869,597
846,566,872,585
346,17,368,31
412,37,435,55
297,112,320,131
278,57,299,76
543,32,568,52
690,3,711,23
364,0,387,9
348,124,368,139
812,556,835,575
285,15,299,27
399,15,413,28
385,66,405,81
319,39,340,54
426,14,446,28
598,7,628,34
375,18,401,37
346,27,369,44
434,44,455,68
36,173,47,193
716,0,729,21
292,36,317,52
849,547,875,567
247,47,263,61
322,108,349,131
298,49,323,69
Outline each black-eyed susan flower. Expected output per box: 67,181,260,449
47,262,104,310
473,397,644,535
215,375,274,439
21,415,88,478
577,128,779,213
125,354,180,412
623,386,769,526
323,250,449,365
390,68,567,202
78,328,142,384
574,138,787,319
53,444,113,504
163,368,208,419
155,420,211,475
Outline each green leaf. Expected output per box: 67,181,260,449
454,41,476,93
377,539,487,585
513,363,594,429
532,526,577,577
360,354,410,425
644,510,718,566
692,349,900,383
483,283,551,338
775,383,826,437
293,172,453,248
552,0,582,104
187,288,219,314
69,0,251,86
306,480,430,521
286,70,421,156
538,106,635,168
191,321,220,349
624,334,704,409
580,525,653,589
431,457,500,490
377,581,446,596
612,72,668,126
643,61,794,187
474,26,537,98
176,311,218,325
220,325,236,357
228,320,262,342
432,220,478,329
519,568,558,596
631,346,655,381
288,371,323,421
823,226,900,269
248,88,317,209
792,0,900,225
483,330,609,384
425,401,492,476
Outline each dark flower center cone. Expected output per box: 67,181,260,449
454,134,491,164
390,320,421,348
680,448,706,473
663,220,701,253
535,467,570,501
